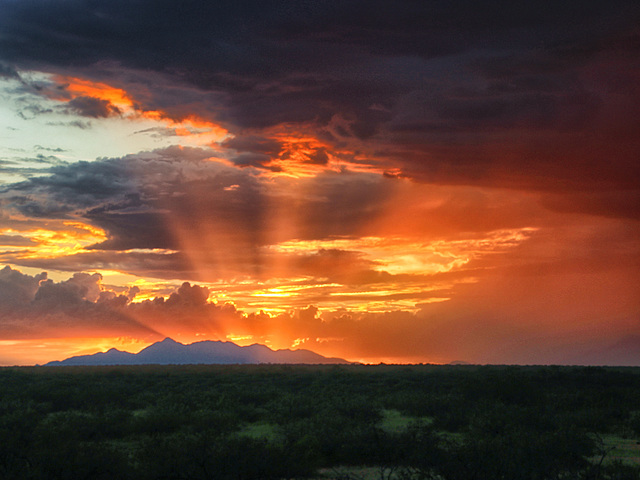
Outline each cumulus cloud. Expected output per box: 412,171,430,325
0,265,46,307
34,272,103,305
0,266,159,340
164,282,210,307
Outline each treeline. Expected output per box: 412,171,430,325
1,364,639,479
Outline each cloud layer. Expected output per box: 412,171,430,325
2,0,638,193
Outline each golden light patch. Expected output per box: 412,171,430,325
291,337,309,348
1,221,107,259
126,278,183,303
251,288,299,298
0,337,152,366
247,126,353,177
225,334,254,345
270,228,537,276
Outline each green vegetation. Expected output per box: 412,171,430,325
1,364,639,479
379,409,432,433
599,435,640,465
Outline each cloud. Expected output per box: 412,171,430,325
0,261,638,365
0,145,227,218
1,0,637,192
0,265,46,307
230,152,274,169
65,95,121,118
164,282,210,307
0,63,20,79
222,135,283,156
35,272,103,305
6,250,194,281
0,234,36,247
3,140,634,284
0,266,160,340
0,146,397,275
540,190,640,220
46,120,93,129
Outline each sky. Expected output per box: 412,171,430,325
0,0,638,366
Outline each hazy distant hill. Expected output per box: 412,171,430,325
44,338,350,366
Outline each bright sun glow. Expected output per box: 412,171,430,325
268,229,537,276
1,222,107,259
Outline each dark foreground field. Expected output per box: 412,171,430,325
1,364,640,479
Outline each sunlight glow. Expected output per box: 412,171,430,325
1,222,107,259
269,228,537,276
0,336,152,366
225,334,255,345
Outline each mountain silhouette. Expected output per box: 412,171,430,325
44,338,351,366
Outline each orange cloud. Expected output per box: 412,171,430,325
56,75,134,110
1,221,107,260
44,75,229,145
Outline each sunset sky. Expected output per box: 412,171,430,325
0,0,638,366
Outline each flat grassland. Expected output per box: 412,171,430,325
1,364,639,479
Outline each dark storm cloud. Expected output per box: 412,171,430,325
1,0,638,191
0,146,273,258
0,158,136,217
65,95,121,118
541,190,640,220
0,145,226,216
1,144,407,281
222,135,284,156
0,0,638,260
0,146,266,253
86,211,176,250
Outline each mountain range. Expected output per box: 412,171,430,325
44,338,350,366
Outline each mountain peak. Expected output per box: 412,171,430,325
45,339,351,366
